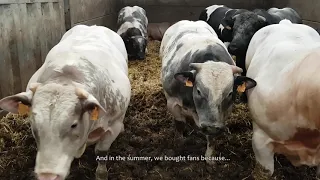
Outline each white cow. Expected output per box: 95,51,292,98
245,19,320,178
0,25,131,180
160,20,256,165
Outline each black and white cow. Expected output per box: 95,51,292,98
199,5,302,75
160,20,256,165
117,6,148,60
198,5,248,44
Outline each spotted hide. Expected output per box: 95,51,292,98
160,20,256,166
117,6,148,60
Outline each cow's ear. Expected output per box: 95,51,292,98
120,32,129,43
0,83,40,115
232,14,240,20
222,14,239,30
75,88,107,120
174,70,196,87
258,15,266,22
221,18,233,30
234,76,257,93
0,91,33,115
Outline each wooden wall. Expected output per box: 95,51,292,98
121,0,267,23
0,0,120,102
66,0,121,30
265,0,320,30
0,0,65,99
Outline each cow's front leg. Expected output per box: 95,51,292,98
251,122,274,180
166,98,186,133
205,135,217,166
94,119,124,180
95,150,108,180
167,101,186,135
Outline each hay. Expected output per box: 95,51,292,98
0,40,316,180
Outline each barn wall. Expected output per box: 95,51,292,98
66,0,121,30
265,0,320,30
121,0,267,23
0,0,65,99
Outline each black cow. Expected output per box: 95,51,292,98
199,5,302,76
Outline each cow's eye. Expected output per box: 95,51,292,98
228,92,233,97
71,123,77,129
197,89,201,96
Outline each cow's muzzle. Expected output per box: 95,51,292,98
37,173,62,180
200,125,224,136
137,52,145,60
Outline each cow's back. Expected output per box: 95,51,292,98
267,7,302,24
117,6,148,36
160,20,217,58
199,5,226,22
117,6,146,24
246,20,320,81
28,25,130,101
51,25,128,74
199,5,233,40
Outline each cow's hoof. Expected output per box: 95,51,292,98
252,163,272,180
95,166,108,180
96,172,108,180
205,158,216,166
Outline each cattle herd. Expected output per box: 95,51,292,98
0,3,319,180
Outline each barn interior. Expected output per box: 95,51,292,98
0,0,319,180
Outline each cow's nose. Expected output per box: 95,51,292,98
200,125,224,135
38,173,60,180
137,52,145,60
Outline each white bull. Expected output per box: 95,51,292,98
0,25,131,180
245,19,320,178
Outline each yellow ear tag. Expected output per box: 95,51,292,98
232,55,236,61
226,26,232,30
18,103,29,116
185,80,193,87
91,106,99,120
237,82,246,93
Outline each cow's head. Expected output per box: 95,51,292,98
120,27,147,60
174,61,256,135
223,11,268,56
0,83,108,180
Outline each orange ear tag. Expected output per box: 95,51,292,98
237,82,246,93
185,80,193,87
18,103,29,116
91,106,99,120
